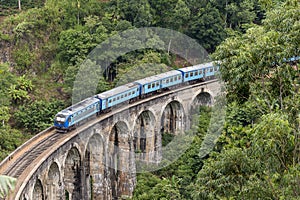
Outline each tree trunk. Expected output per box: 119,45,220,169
18,0,21,10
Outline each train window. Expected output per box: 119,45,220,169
117,97,120,100
210,67,213,72
151,83,154,88
174,76,177,81
147,84,150,89
129,92,131,95
113,98,116,101
121,95,124,98
125,93,127,97
137,88,139,91
133,91,135,94
170,78,173,82
199,70,202,74
156,82,159,86
178,76,181,80
195,71,198,76
185,74,189,78
214,66,218,71
190,72,193,77
166,79,169,83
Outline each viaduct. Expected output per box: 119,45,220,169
0,79,221,200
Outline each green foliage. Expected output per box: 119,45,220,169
191,111,300,199
250,113,295,172
0,107,10,127
58,28,97,65
14,100,65,133
0,63,16,106
45,0,104,28
187,3,227,52
0,0,45,16
132,174,181,200
0,126,27,161
0,175,17,198
112,0,154,27
213,0,300,103
7,75,33,104
161,133,175,147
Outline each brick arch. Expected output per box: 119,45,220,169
63,147,82,200
84,133,106,199
47,162,61,200
32,178,44,200
133,110,156,162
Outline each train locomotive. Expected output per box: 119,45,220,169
53,61,218,132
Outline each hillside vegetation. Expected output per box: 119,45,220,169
0,0,299,199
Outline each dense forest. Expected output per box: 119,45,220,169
0,0,299,199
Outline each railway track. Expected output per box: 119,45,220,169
0,127,57,177
3,132,64,178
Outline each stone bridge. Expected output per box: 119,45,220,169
14,80,221,200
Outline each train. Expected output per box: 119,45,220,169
54,62,219,132
54,55,299,132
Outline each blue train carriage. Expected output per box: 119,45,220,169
134,74,166,96
177,62,216,83
157,70,183,90
96,82,141,111
54,97,101,132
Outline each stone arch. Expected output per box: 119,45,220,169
133,110,156,162
47,162,61,200
63,147,82,200
84,133,106,200
161,100,185,136
191,91,213,115
32,179,44,200
108,121,131,199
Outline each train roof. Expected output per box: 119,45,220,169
97,82,140,99
178,62,214,72
58,97,99,116
135,70,181,85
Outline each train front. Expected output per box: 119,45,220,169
54,111,71,132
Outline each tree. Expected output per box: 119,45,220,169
58,28,96,65
168,0,191,31
211,0,257,30
14,100,65,133
18,0,21,10
0,63,16,106
7,75,33,105
212,0,300,103
115,0,153,27
187,3,227,52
